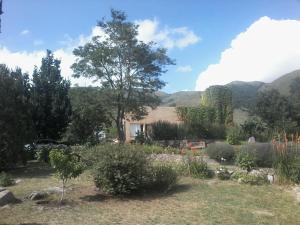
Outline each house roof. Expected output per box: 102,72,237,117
127,107,181,124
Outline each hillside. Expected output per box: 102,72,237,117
226,81,265,109
158,91,202,107
259,70,300,96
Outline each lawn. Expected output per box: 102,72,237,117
1,161,300,225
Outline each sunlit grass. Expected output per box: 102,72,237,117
1,161,300,225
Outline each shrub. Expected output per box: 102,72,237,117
49,149,84,202
36,144,69,163
0,172,14,187
216,167,231,180
183,155,214,178
93,144,149,195
141,144,180,155
207,143,235,162
226,126,243,145
146,164,178,192
231,171,269,185
240,143,274,167
236,150,255,172
150,121,184,140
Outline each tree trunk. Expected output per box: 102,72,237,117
116,118,125,143
60,180,65,204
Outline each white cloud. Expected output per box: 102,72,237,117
0,26,105,86
195,16,300,91
176,65,192,73
20,29,30,36
33,39,44,46
136,19,200,49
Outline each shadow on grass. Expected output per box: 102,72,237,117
79,183,192,203
10,161,54,179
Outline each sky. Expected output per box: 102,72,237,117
1,0,300,93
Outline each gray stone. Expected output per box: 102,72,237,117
44,186,63,194
27,191,48,201
248,136,256,143
0,187,6,192
293,186,300,202
15,179,22,184
0,190,17,206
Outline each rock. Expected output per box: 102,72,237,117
267,174,274,184
0,187,6,192
15,179,22,184
0,190,17,206
248,136,256,143
44,186,63,194
293,186,300,202
27,191,48,201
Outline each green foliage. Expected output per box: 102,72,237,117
182,154,214,178
92,144,149,195
240,143,274,167
65,87,111,145
31,50,71,140
176,107,226,139
72,9,174,142
216,167,231,180
236,151,255,172
0,64,33,170
273,142,300,184
201,85,233,125
0,172,14,187
140,144,180,155
135,131,147,144
240,117,267,140
255,89,298,133
49,149,84,202
226,126,243,145
207,143,235,162
231,171,269,185
146,164,178,192
36,144,70,163
150,121,183,140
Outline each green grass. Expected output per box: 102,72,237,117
1,161,300,225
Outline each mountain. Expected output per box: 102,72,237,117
226,81,265,109
259,70,300,96
158,91,202,107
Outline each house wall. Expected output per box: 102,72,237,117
125,107,182,142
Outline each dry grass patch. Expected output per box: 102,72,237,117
1,161,300,225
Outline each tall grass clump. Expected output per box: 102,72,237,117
272,134,300,184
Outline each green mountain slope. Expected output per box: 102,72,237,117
226,81,265,109
259,70,300,96
158,91,202,107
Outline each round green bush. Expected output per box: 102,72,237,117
93,144,149,195
207,143,235,162
146,164,178,192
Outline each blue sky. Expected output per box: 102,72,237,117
1,0,300,93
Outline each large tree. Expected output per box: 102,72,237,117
65,87,111,144
255,89,297,132
0,64,33,169
31,50,72,140
72,9,174,141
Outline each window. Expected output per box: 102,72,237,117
130,123,141,137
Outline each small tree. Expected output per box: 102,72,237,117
49,149,84,203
